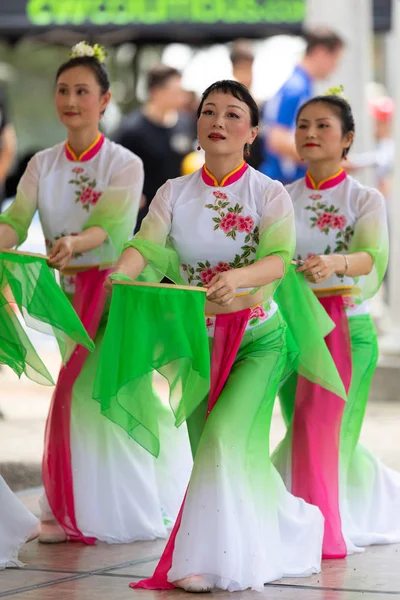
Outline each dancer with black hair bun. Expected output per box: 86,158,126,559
101,79,355,593
274,91,400,559
0,41,191,545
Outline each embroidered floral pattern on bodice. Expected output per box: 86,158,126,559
181,190,259,286
304,198,354,255
69,167,102,211
249,302,271,326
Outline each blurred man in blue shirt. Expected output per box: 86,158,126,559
260,28,344,184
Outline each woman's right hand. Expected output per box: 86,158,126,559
104,275,114,294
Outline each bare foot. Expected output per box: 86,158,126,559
173,576,212,593
39,520,67,544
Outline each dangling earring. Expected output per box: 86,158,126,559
245,143,251,158
196,143,201,151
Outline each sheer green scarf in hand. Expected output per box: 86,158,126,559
0,290,54,384
93,279,210,457
0,251,94,370
275,265,346,400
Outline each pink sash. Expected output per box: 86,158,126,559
291,295,352,559
42,267,111,544
132,308,250,589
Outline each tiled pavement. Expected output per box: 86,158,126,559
1,485,400,600
1,523,400,599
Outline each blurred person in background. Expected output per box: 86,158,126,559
371,97,395,199
260,27,344,184
348,96,395,202
0,88,17,212
230,40,263,170
230,40,254,91
115,64,195,232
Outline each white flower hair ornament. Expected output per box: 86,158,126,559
323,84,348,102
70,41,107,64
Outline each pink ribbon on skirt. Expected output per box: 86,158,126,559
291,295,352,559
132,308,251,589
42,267,111,544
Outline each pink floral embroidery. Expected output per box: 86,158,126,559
198,261,232,285
213,191,228,200
220,213,239,233
80,186,102,206
69,168,101,211
309,193,322,200
206,317,214,329
343,296,357,310
200,268,216,285
248,302,271,326
237,215,254,233
316,212,334,231
249,305,267,321
332,214,347,230
301,200,355,274
184,193,259,286
214,261,231,273
80,186,93,205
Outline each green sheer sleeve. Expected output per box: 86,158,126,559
123,181,185,283
349,187,389,300
84,156,144,267
253,180,296,299
0,156,39,246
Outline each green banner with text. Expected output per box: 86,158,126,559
27,0,305,26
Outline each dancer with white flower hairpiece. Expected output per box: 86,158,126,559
0,42,192,545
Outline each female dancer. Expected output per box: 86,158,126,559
0,42,190,544
106,80,325,592
273,93,400,558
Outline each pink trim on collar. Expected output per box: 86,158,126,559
65,133,105,162
201,161,248,187
305,169,347,191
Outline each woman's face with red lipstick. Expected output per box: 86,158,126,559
197,91,258,158
55,66,110,131
295,101,353,163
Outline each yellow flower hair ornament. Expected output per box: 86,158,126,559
70,41,107,64
323,84,348,102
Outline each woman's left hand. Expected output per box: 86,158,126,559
48,236,76,271
296,254,339,283
206,270,240,306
